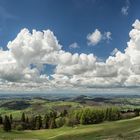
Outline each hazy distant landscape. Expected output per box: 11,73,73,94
1,92,140,117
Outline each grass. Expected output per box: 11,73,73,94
1,117,140,140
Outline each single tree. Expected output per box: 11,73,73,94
21,113,26,122
49,118,57,129
3,115,11,132
36,115,42,129
43,114,49,129
30,116,36,130
10,114,13,124
26,116,29,124
0,115,3,124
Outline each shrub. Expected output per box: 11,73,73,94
15,124,23,131
55,117,65,128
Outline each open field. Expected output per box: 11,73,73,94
0,116,140,140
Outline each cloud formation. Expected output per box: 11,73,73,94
69,42,80,49
87,29,112,46
87,29,102,46
0,19,140,90
103,32,112,42
121,0,130,16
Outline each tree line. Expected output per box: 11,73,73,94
0,107,139,132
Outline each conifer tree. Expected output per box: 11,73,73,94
10,114,13,124
21,112,26,122
43,114,49,129
3,115,11,132
26,116,29,124
49,118,57,129
30,116,36,130
36,115,42,129
0,115,3,124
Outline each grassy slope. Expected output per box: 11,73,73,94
0,117,140,140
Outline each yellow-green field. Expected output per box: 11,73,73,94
0,116,140,140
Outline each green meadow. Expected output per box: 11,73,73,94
0,116,140,140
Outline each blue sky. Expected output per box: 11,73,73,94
0,0,139,58
1,0,140,91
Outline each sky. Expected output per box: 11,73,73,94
0,0,140,91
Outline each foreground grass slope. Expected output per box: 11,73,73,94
0,116,140,140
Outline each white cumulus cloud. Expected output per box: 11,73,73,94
87,29,102,46
0,19,140,91
87,29,112,46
